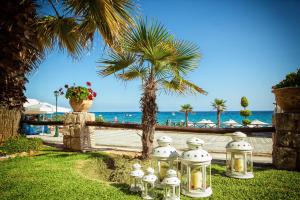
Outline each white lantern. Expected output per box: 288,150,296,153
152,136,179,187
130,163,144,192
142,167,157,199
181,137,212,198
162,169,180,200
225,131,254,179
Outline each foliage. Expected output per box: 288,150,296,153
211,98,226,112
52,114,65,121
240,109,252,117
95,115,105,122
1,136,42,155
57,82,97,102
99,19,206,158
241,96,249,108
240,96,251,126
242,119,252,126
273,68,300,89
1,147,300,200
180,104,193,112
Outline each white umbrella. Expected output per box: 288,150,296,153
223,119,241,127
24,103,54,114
24,98,40,107
197,119,209,124
250,119,268,127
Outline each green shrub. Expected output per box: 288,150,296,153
2,136,43,155
273,68,300,89
240,109,252,117
95,115,105,122
241,96,249,107
242,119,251,126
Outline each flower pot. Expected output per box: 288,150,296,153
272,87,300,113
69,99,93,112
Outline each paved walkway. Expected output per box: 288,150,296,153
34,128,273,163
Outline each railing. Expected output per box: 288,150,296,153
22,120,275,134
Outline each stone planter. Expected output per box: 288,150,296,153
69,99,93,112
272,87,300,113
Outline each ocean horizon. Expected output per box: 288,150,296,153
91,111,273,125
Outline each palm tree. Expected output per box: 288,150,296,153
99,20,207,159
180,104,193,127
211,98,226,128
0,0,136,143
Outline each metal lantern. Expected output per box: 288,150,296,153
130,163,144,192
162,169,181,200
142,167,157,200
152,136,179,187
181,137,212,198
225,131,254,179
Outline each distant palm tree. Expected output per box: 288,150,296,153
180,104,193,127
99,20,207,159
211,98,226,128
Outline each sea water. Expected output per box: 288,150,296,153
93,111,273,125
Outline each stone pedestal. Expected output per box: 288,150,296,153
273,113,300,171
63,112,95,151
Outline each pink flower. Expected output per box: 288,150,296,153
86,82,91,86
93,92,97,97
88,95,93,100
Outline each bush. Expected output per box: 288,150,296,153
2,136,43,155
240,109,252,117
241,96,249,107
273,68,300,89
242,119,251,126
95,115,105,122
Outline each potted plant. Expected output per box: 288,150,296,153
61,82,97,112
272,69,300,112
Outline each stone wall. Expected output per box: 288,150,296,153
63,112,95,151
273,113,300,171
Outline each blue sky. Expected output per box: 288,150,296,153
26,0,300,111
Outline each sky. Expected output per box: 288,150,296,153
26,0,300,112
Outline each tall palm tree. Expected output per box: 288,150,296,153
211,98,226,128
0,0,136,143
99,20,207,159
180,104,193,127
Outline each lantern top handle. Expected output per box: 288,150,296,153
157,136,173,147
187,137,204,150
231,131,247,141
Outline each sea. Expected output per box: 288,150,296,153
92,111,273,125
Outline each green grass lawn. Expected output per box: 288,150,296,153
0,146,299,200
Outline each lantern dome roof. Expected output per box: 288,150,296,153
226,131,252,151
152,146,179,159
130,163,144,178
153,136,179,159
142,167,157,183
226,140,252,151
182,137,212,162
187,137,204,149
162,169,180,186
157,136,173,147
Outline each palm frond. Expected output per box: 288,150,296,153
180,104,193,112
118,66,147,81
36,15,83,57
64,0,136,48
98,51,136,76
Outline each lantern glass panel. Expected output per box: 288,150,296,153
159,161,170,181
165,185,179,199
142,182,155,199
181,163,188,190
246,152,253,173
233,153,244,173
130,176,143,192
190,165,203,191
205,165,211,189
226,152,232,171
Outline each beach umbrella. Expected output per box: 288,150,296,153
24,98,40,107
24,103,54,114
250,119,268,127
223,119,240,127
197,119,208,124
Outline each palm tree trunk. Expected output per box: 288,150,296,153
217,110,221,128
185,111,188,127
140,75,157,159
0,0,40,143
